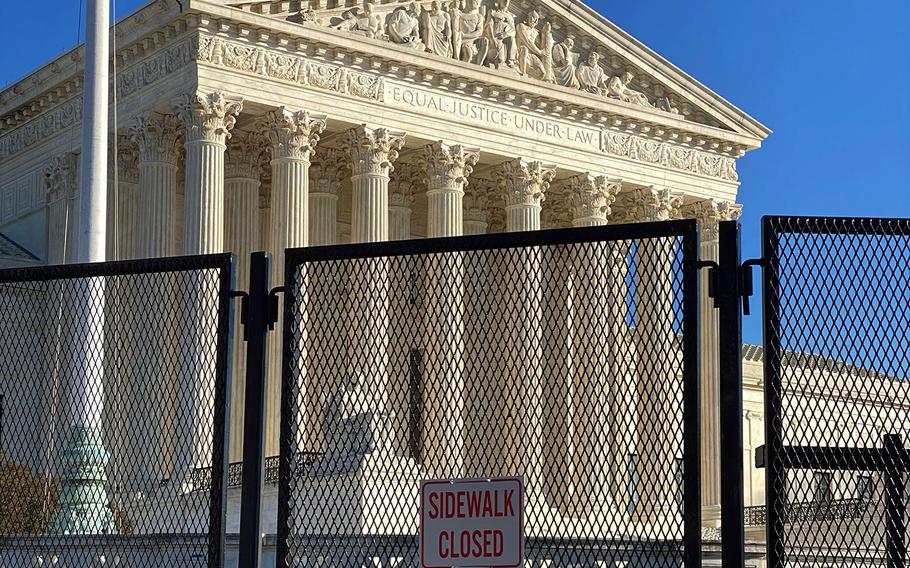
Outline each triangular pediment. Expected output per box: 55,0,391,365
222,0,768,141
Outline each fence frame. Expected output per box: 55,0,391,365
275,221,702,568
0,252,236,568
760,215,910,568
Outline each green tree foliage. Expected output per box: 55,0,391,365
0,458,58,534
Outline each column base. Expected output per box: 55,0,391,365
47,425,118,535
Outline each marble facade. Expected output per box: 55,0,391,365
0,0,770,542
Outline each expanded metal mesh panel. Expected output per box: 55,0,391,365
0,255,233,568
279,226,700,567
763,217,910,567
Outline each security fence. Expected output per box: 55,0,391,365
756,217,910,568
0,254,234,568
276,222,703,567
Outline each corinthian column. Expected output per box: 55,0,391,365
309,147,345,246
44,153,79,265
388,163,419,241
344,125,405,458
172,91,242,483
262,107,327,456
127,112,182,489
346,126,406,243
629,186,683,525
175,91,243,255
494,159,554,511
499,159,555,232
417,143,479,476
224,130,262,463
684,199,742,527
128,112,181,258
565,174,622,516
107,136,139,261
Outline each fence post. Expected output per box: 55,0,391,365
885,433,906,568
718,220,745,567
239,252,271,568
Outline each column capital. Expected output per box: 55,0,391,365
681,199,743,241
310,147,347,196
420,141,480,190
564,172,621,226
497,159,556,208
128,112,182,164
225,130,264,180
108,134,139,185
389,162,421,207
626,186,683,222
44,152,79,203
262,106,327,161
174,91,243,145
345,125,406,177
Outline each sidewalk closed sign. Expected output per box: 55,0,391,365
420,477,523,568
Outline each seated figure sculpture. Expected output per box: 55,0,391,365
307,372,379,477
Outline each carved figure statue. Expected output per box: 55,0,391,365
422,1,453,58
345,1,385,39
576,51,607,95
606,70,651,107
515,11,554,82
452,0,489,64
551,37,580,89
484,0,517,69
388,2,425,50
312,372,379,476
332,10,358,32
656,96,680,114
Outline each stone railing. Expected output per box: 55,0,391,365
189,451,323,492
744,498,872,526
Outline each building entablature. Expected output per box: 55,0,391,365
0,0,767,171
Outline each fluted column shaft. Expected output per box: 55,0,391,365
309,149,344,246
344,126,405,458
263,108,326,456
174,92,242,479
495,160,553,512
566,175,622,516
129,113,181,259
224,131,261,462
688,200,741,527
631,187,683,524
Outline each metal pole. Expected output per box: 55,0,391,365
239,252,272,568
885,434,906,568
682,221,703,568
48,0,115,534
718,220,745,566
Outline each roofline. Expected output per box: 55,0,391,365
552,0,771,139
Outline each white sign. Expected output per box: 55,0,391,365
420,477,523,568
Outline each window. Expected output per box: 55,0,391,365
407,348,424,464
856,474,873,501
626,452,638,515
675,457,684,509
813,471,833,504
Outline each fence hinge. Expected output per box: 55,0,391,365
739,258,764,316
228,290,250,330
267,286,285,330
696,260,720,307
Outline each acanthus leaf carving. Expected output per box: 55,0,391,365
497,158,555,208
127,111,182,164
174,91,243,145
262,107,328,161
345,125,406,177
419,141,480,190
564,172,621,224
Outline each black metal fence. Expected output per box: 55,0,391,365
0,254,234,568
758,216,910,568
276,222,702,567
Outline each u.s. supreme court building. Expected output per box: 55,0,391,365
10,0,891,566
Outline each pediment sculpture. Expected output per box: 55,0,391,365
301,0,670,113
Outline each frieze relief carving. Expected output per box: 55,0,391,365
197,35,385,102
599,130,738,182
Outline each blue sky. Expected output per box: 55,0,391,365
2,1,909,344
